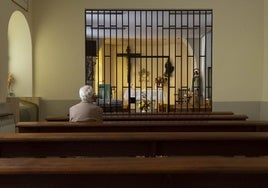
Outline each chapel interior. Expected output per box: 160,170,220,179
1,1,267,122
1,1,268,187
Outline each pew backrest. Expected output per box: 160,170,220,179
16,120,268,133
102,114,248,121
1,156,268,188
2,132,268,157
45,111,236,122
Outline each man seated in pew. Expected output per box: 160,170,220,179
69,85,103,122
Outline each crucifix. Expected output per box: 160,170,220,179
117,46,141,112
117,46,141,84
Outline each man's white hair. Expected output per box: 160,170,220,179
79,85,94,102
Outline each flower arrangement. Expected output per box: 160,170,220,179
155,76,168,87
139,91,151,112
139,100,151,112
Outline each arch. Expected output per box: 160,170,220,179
8,10,32,96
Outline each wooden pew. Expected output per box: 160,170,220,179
104,111,235,115
17,120,268,133
45,114,249,121
1,132,268,157
45,111,240,121
102,114,248,121
0,156,268,188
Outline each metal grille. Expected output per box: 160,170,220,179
85,10,213,113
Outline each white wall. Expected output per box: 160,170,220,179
0,0,12,102
260,0,268,120
212,0,263,102
263,0,268,101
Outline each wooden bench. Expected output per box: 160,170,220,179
45,111,237,121
104,111,235,115
102,114,248,121
1,132,268,157
17,120,268,133
0,156,268,187
46,114,248,121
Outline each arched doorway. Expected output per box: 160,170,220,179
8,10,32,96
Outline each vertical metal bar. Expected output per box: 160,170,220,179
127,11,131,113
84,10,87,84
168,10,171,112
91,11,94,88
147,11,150,112
156,11,159,112
115,11,118,112
204,10,207,111
139,11,142,112
144,11,146,107
197,11,201,111
103,11,106,106
211,10,213,111
134,10,137,113
144,11,148,112
198,10,201,111
97,11,100,105
151,11,153,113
199,11,207,111
162,11,164,108
174,11,177,112
128,11,131,113
193,11,196,111
109,11,112,109
186,11,189,111
204,11,208,110
121,10,125,112
180,11,183,111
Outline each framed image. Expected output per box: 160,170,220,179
12,0,28,11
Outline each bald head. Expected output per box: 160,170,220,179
79,85,94,102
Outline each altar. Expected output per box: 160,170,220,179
123,89,166,112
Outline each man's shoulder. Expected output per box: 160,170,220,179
70,102,84,110
90,104,103,111
70,102,102,110
77,102,101,109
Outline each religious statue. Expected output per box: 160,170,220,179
164,60,174,77
7,73,15,96
86,56,96,86
192,69,202,106
192,69,201,95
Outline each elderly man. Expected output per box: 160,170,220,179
69,85,103,122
